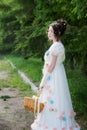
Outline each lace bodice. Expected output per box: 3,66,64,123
43,41,65,74
44,41,65,65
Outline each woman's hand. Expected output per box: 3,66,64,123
37,87,43,97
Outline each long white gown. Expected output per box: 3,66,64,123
31,41,80,130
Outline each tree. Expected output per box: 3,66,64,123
0,0,87,75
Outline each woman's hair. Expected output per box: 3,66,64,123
48,19,67,38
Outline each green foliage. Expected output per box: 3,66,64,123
71,0,87,21
0,0,87,74
67,69,87,117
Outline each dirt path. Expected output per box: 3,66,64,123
0,71,34,130
0,60,34,130
0,87,34,130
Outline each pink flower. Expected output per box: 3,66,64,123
45,85,49,89
69,111,76,118
62,127,66,130
44,125,48,129
49,107,54,111
61,111,65,115
76,123,79,128
49,107,52,111
53,128,57,130
69,126,73,130
47,96,50,101
59,115,63,120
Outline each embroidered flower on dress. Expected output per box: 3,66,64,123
44,125,48,129
49,107,58,112
69,111,76,118
50,99,54,104
59,115,63,120
75,123,79,128
69,126,73,130
47,76,51,80
61,111,65,115
53,128,57,130
62,127,66,130
45,85,50,89
62,116,67,121
59,111,66,120
47,96,51,101
49,107,54,111
59,116,67,121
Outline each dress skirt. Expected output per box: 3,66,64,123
31,64,80,130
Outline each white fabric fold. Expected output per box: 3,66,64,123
39,71,50,88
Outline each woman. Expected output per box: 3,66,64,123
31,19,80,130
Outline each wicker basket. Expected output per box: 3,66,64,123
24,96,44,113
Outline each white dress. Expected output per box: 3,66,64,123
31,41,80,130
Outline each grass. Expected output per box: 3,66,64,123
66,69,87,114
0,57,35,97
6,55,43,87
66,69,87,129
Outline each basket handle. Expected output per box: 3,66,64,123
33,96,40,117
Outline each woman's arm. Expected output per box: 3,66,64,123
47,54,57,73
39,54,57,89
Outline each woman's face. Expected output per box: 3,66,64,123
47,26,55,41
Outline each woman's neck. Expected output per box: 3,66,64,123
53,38,61,43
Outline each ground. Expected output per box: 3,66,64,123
0,71,34,130
0,87,34,130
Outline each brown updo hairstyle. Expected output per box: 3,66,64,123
48,19,67,40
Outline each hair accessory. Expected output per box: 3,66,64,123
63,23,66,26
